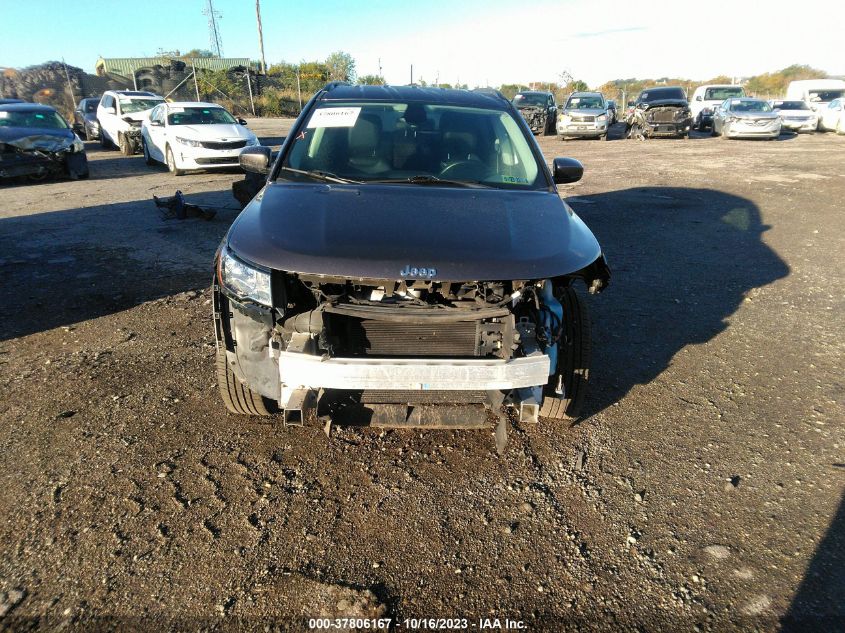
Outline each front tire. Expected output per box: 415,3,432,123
99,122,113,149
166,146,185,176
216,347,275,416
119,133,134,156
539,287,591,420
142,138,156,166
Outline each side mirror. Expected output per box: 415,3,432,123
695,95,702,101
240,145,271,175
552,157,583,184
104,107,115,115
238,118,248,125
149,119,163,127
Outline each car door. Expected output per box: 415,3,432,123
714,100,727,133
99,94,117,142
823,99,840,130
144,105,165,160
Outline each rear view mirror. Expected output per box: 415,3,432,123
239,145,271,175
552,157,583,184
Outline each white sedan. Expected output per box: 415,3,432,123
141,102,260,175
818,98,845,134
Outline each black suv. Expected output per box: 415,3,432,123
214,84,609,447
625,86,692,139
511,90,557,135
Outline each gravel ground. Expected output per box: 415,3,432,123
0,119,843,632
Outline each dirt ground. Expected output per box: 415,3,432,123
1,119,843,632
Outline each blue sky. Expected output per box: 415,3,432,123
1,0,843,86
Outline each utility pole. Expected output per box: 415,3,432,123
378,57,383,79
296,68,302,112
193,63,200,101
61,58,75,110
255,0,266,74
410,64,413,85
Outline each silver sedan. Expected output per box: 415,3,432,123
713,98,781,139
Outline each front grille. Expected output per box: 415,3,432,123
571,115,595,122
195,156,239,165
329,316,480,357
360,390,488,404
200,140,247,150
650,109,678,123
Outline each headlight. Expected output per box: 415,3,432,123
71,134,85,153
219,248,272,306
597,114,607,122
560,114,571,124
727,116,740,123
176,136,202,147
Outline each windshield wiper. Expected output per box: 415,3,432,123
279,166,362,184
369,175,489,188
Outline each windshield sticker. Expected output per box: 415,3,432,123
307,107,361,128
501,175,528,184
0,112,7,119
515,94,524,99
731,99,743,106
169,107,184,113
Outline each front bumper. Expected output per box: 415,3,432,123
725,121,781,138
642,120,691,137
278,351,551,394
557,121,608,137
780,118,816,132
175,145,251,170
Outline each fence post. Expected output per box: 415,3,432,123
192,64,200,101
245,71,256,116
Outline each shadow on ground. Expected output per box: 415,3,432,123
0,190,239,341
570,186,790,418
782,490,845,631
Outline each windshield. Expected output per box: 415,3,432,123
808,89,845,102
167,106,237,125
512,94,547,107
0,109,68,129
704,86,744,100
118,98,164,114
772,100,808,110
565,95,604,109
282,101,543,189
81,99,98,113
640,88,686,102
730,100,772,112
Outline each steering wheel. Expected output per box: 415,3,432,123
439,158,489,181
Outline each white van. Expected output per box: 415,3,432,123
785,79,845,126
690,84,745,130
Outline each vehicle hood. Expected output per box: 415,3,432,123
516,104,545,111
775,109,815,117
641,99,689,110
171,123,253,141
227,183,603,281
0,126,74,151
121,109,155,123
563,108,606,116
732,111,780,120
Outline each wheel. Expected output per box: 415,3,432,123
142,138,156,166
837,118,845,135
166,145,185,176
98,122,113,149
539,286,591,420
602,133,609,141
216,347,276,416
119,133,134,156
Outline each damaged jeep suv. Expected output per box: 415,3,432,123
625,86,692,139
511,91,557,135
213,84,610,444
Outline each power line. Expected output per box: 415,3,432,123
202,0,224,58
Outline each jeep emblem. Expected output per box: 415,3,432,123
400,264,437,279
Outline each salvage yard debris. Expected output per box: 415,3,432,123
153,190,217,220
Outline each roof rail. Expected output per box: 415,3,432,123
321,81,352,93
